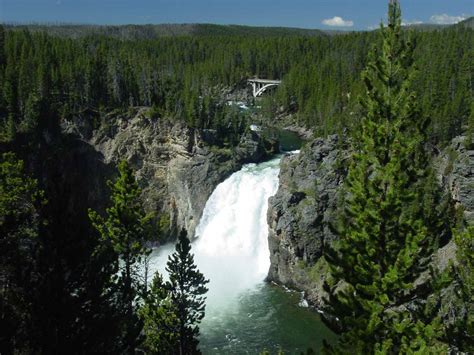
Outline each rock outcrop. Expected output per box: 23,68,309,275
62,107,276,239
267,135,348,306
438,136,474,225
267,134,474,307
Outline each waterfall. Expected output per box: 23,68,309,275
150,156,281,308
192,156,281,308
148,153,333,352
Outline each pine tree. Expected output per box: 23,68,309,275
0,153,45,353
322,1,448,352
466,104,474,150
165,229,209,355
0,24,4,70
19,93,40,133
139,273,180,353
89,160,152,353
3,61,17,118
0,24,4,110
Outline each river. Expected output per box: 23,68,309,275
149,155,335,354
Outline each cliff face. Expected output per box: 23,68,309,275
438,136,474,225
266,135,347,305
267,135,474,307
61,107,275,239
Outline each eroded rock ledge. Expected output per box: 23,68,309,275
62,107,276,239
266,135,347,306
267,134,474,308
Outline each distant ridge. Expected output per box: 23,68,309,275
4,23,328,39
401,16,473,31
5,19,470,39
404,23,449,31
457,16,474,29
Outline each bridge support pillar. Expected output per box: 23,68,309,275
248,78,281,97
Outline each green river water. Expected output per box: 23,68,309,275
150,137,335,354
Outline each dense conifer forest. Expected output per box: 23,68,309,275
0,22,472,144
0,2,473,352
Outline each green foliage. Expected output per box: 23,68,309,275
89,160,152,352
139,273,180,354
0,24,471,145
0,155,159,354
0,152,43,237
444,226,474,351
0,24,4,119
157,212,171,240
0,24,4,67
5,23,328,41
140,229,209,354
0,152,44,353
1,114,16,142
0,154,144,353
165,229,209,354
465,106,474,150
323,1,450,352
20,93,41,133
0,13,471,354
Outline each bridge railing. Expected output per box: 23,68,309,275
247,78,281,97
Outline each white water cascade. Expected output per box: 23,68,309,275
148,154,334,352
150,156,281,308
192,156,281,307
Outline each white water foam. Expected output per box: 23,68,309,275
149,157,281,312
192,157,281,309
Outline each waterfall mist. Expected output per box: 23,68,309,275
150,157,280,310
192,157,280,309
148,154,333,352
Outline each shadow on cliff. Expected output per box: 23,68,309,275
1,125,115,258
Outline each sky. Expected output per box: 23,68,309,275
0,0,472,31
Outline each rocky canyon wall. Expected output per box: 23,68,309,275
267,134,474,308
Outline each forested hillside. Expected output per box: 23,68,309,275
0,15,473,353
1,23,472,145
5,23,328,39
458,16,474,29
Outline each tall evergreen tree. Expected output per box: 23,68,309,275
165,229,209,355
322,1,449,352
1,23,471,144
0,24,4,68
0,153,44,354
89,160,152,353
0,24,4,106
139,273,180,354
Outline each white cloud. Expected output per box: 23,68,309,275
402,19,423,26
430,14,467,25
322,16,354,27
369,18,424,30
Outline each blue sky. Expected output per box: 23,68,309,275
0,0,472,30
